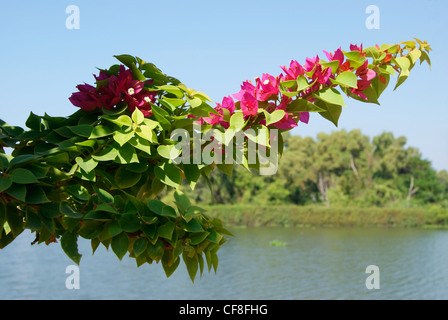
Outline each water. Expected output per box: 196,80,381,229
1,227,448,300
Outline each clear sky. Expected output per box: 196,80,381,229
0,0,447,171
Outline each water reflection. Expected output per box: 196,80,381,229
1,227,448,299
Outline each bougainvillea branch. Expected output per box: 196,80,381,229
0,39,431,281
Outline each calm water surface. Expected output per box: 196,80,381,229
1,227,448,300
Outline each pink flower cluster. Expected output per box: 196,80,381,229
199,43,379,130
69,65,157,117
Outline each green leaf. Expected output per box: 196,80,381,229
115,143,139,164
157,85,183,98
331,71,358,88
408,49,422,65
114,166,142,189
68,125,93,138
147,240,165,261
154,162,181,189
113,129,135,147
93,187,114,203
183,253,198,282
263,110,285,126
61,231,82,265
40,202,63,218
91,147,118,162
157,145,180,160
9,154,40,166
287,99,325,113
320,60,339,73
118,212,141,232
174,190,191,211
25,208,42,230
189,232,209,245
151,105,172,131
136,125,157,143
75,157,98,174
128,136,152,155
0,176,12,192
316,100,342,127
146,199,166,215
114,54,137,68
25,112,42,131
111,232,130,261
207,229,223,244
185,218,204,232
229,112,245,130
133,237,148,257
101,115,133,127
6,184,27,202
6,207,23,237
90,125,113,139
158,221,175,240
60,202,83,218
314,88,346,107
26,186,49,204
132,109,145,125
420,50,431,69
163,255,180,278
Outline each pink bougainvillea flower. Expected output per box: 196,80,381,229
299,111,310,124
313,65,332,85
256,73,280,101
203,106,224,126
304,55,320,73
350,43,363,52
303,55,332,85
339,61,353,73
69,83,102,111
350,44,367,57
221,95,235,114
351,79,371,100
232,80,258,101
280,60,305,81
240,91,258,116
323,47,344,66
202,96,235,128
356,61,377,81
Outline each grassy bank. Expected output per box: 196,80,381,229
204,205,448,228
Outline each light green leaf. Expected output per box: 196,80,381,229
229,112,245,130
264,110,285,126
331,71,358,88
314,87,346,107
113,130,135,147
132,109,145,125
75,157,98,174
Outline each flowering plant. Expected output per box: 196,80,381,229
0,39,431,281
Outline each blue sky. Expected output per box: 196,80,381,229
0,0,447,170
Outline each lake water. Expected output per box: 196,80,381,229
1,227,448,300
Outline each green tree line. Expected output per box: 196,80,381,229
165,130,448,208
